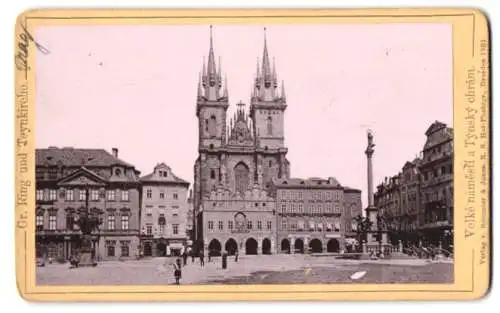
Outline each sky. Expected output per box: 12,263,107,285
35,23,452,208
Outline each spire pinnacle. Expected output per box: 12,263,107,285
218,56,222,79
197,72,203,98
207,25,216,76
223,74,228,98
202,57,206,77
272,57,277,80
256,58,261,78
281,80,286,101
262,27,272,79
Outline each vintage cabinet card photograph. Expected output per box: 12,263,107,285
14,8,490,301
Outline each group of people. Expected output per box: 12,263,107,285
171,249,239,285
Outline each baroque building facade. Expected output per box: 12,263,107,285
193,28,289,255
374,121,453,250
419,121,453,248
271,177,362,254
35,147,141,261
139,163,190,257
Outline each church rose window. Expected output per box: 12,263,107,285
234,162,249,195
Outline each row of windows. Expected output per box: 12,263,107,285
278,190,341,201
36,189,130,202
104,240,130,257
145,189,179,200
207,220,272,231
145,223,179,235
36,214,130,231
279,203,341,214
157,170,169,178
279,220,342,232
424,187,453,203
211,202,270,208
423,165,453,181
144,205,180,217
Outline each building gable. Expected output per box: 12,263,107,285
57,167,107,187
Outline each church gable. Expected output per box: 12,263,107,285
57,167,107,187
227,102,254,147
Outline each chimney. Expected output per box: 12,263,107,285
112,147,118,158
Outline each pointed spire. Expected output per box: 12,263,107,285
197,72,203,98
202,57,206,77
223,74,228,98
207,25,216,76
218,56,222,79
262,27,272,79
281,80,286,101
272,56,278,88
256,57,261,78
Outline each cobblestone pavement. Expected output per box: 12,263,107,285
36,254,453,285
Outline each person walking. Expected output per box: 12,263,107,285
222,251,228,269
173,258,182,285
234,250,239,263
182,250,188,266
199,251,205,267
191,249,195,263
208,250,212,263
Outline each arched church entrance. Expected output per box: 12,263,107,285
327,239,340,253
262,238,272,255
294,238,304,254
309,238,323,253
245,238,258,255
281,239,291,254
208,239,222,256
225,238,238,256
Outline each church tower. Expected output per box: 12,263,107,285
250,28,287,151
196,25,229,152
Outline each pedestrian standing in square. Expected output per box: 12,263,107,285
173,258,182,285
199,251,205,267
182,250,188,266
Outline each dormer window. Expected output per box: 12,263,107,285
115,168,122,176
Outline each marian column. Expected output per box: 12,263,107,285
365,130,378,247
365,131,377,220
364,130,388,253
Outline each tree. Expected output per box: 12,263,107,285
352,215,373,252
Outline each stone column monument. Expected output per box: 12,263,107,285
364,130,389,255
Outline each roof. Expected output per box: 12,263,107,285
36,147,133,168
140,172,189,185
140,163,190,186
425,121,447,136
272,177,343,189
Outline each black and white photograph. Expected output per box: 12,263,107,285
33,21,454,286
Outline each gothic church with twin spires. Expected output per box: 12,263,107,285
193,27,291,255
